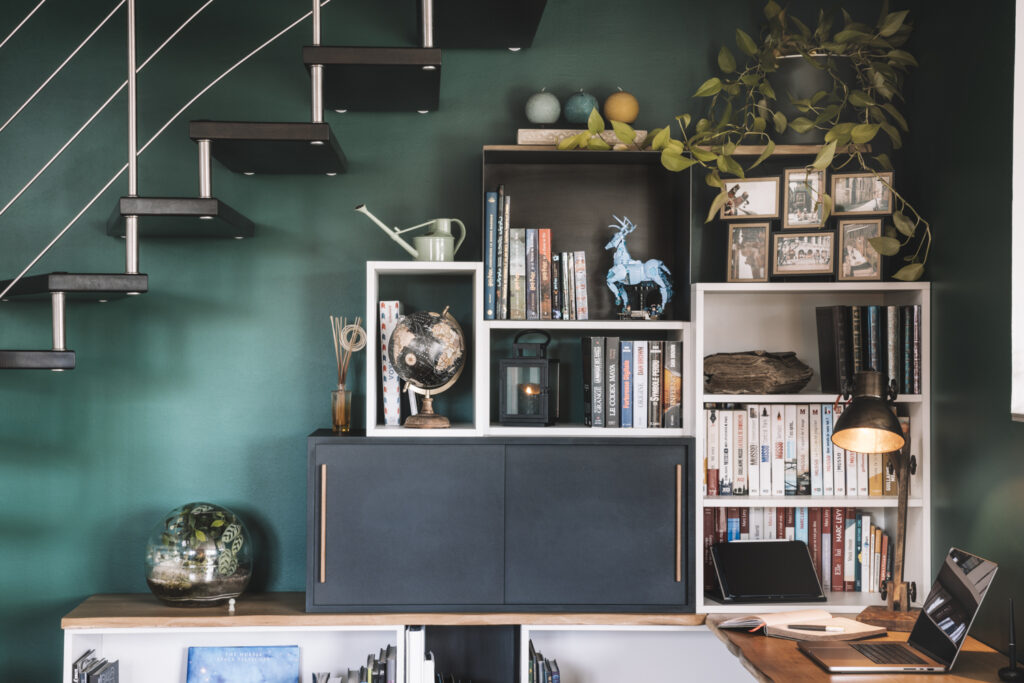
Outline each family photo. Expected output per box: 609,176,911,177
839,219,883,280
783,168,825,228
727,223,769,282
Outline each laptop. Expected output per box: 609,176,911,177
799,547,997,673
708,540,826,603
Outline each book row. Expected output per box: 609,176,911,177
71,650,117,683
484,186,592,321
703,405,910,498
582,337,684,428
704,506,893,594
816,304,922,395
528,640,561,683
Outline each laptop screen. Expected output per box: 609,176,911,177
908,548,998,667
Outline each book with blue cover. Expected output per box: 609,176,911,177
186,645,300,683
484,191,498,320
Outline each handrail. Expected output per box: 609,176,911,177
0,0,334,301
0,0,46,52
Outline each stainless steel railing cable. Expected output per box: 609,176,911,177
0,0,332,301
0,0,47,52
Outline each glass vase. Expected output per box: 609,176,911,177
332,388,352,433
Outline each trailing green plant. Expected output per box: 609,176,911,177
648,1,929,281
555,109,647,151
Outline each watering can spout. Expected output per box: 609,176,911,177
355,204,420,259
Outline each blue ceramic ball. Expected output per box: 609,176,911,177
525,90,561,124
564,91,599,125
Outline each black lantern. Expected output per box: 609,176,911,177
498,330,560,426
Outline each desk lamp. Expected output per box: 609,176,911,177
831,369,918,631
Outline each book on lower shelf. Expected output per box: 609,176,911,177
528,640,560,683
718,609,885,641
582,336,683,429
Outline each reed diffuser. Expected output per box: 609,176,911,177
330,315,366,433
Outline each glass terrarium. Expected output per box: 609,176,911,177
144,502,252,606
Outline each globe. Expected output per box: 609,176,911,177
386,307,465,428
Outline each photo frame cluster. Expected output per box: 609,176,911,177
724,170,894,283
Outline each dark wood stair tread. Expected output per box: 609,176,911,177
0,350,76,370
302,46,441,112
0,272,148,300
188,121,347,175
107,197,254,239
421,0,546,48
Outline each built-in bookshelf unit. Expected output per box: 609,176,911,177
692,281,931,614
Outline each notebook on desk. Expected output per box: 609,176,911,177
799,547,998,674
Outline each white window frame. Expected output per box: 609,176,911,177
1013,0,1024,419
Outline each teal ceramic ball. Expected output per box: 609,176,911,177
564,91,599,124
525,90,561,124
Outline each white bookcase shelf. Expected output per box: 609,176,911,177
692,282,931,614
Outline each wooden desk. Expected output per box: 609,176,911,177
707,615,1006,683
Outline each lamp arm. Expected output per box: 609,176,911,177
888,430,913,612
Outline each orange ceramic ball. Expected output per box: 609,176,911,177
603,90,639,124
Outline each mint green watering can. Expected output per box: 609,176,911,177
356,204,466,262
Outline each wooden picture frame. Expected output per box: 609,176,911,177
838,218,883,281
771,231,835,277
720,177,780,220
831,171,894,215
783,168,825,228
726,223,769,282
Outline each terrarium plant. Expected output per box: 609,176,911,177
650,1,929,281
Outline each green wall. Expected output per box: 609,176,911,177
2,0,1019,677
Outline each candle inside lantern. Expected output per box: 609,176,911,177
518,383,542,415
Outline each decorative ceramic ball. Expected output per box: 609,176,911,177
564,90,599,125
524,89,560,124
604,89,639,124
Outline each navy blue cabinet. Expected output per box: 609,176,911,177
307,434,693,613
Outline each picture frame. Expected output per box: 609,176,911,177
831,171,894,215
771,231,835,277
838,219,883,281
727,223,769,283
720,177,780,219
783,168,826,228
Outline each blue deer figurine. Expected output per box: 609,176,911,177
604,215,673,318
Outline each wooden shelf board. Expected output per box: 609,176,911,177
482,146,664,165
695,282,929,294
701,496,923,508
702,393,923,404
189,121,347,175
304,46,441,112
368,260,480,276
703,591,909,614
62,593,706,629
484,319,686,331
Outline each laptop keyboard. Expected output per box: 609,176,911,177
851,643,929,666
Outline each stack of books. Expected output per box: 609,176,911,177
704,506,893,595
816,304,922,394
71,650,118,683
484,186,591,321
528,640,560,683
702,404,909,498
583,337,683,428
337,645,396,683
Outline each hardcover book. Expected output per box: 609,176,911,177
719,408,733,495
526,228,539,320
484,191,497,320
831,506,846,592
186,646,300,683
885,304,899,390
605,336,620,428
632,341,648,429
573,250,589,320
497,186,508,319
591,336,605,427
550,253,562,320
784,404,797,496
706,407,719,496
771,405,785,497
538,228,552,320
809,405,823,496
379,300,403,426
796,404,810,495
747,405,760,497
509,228,526,320
620,341,633,428
815,305,852,394
648,340,662,428
850,305,865,374
733,408,747,495
865,304,882,372
662,341,683,428
822,404,835,496
562,252,575,320
758,405,772,496
581,337,595,426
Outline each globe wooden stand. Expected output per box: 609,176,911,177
404,394,450,429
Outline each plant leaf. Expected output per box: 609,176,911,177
707,190,731,223
849,90,875,108
678,113,692,129
705,171,724,188
695,77,723,97
811,140,837,170
821,192,833,222
752,116,767,133
587,108,604,135
736,28,758,56
825,122,855,145
874,153,894,170
587,135,611,151
892,211,916,236
717,153,744,178
759,80,777,100
661,148,696,172
195,530,207,542
870,236,902,256
834,29,872,43
850,123,881,144
764,0,782,20
718,46,737,74
696,117,711,133
773,111,788,134
692,147,719,162
892,262,924,281
789,116,815,134
556,133,581,150
878,10,909,37
611,119,636,145
886,49,919,67
881,103,909,131
749,139,776,169
651,126,671,150
879,121,903,149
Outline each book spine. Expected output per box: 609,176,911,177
484,191,498,320
733,408,747,495
765,506,776,540
833,403,846,496
795,506,808,546
832,506,846,592
726,507,740,541
872,526,882,592
868,452,883,496
605,337,620,428
784,507,795,540
500,189,510,319
509,228,526,320
581,338,593,426
866,304,881,371
619,341,633,429
538,228,552,320
912,304,921,393
632,341,648,429
563,252,575,320
751,506,763,540
879,533,890,592
846,445,858,498
739,507,750,540
858,451,868,497
662,341,682,428
591,337,605,428
796,404,810,495
719,408,733,495
573,250,589,320
885,305,899,390
496,185,506,319
822,404,835,496
550,253,562,320
816,306,851,394
851,305,865,374
821,507,832,591
809,405,823,496
526,229,539,320
784,404,797,495
901,305,912,393
648,341,662,428
747,405,760,497
844,508,856,591
777,506,788,539
706,408,719,497
379,301,403,427
758,405,772,496
703,507,715,590
771,405,785,496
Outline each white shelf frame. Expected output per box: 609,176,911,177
691,282,931,614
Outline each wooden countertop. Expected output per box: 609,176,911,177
707,614,1005,683
62,593,707,629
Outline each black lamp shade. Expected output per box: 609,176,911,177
831,370,905,453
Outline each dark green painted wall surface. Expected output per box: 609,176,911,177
1,0,1019,677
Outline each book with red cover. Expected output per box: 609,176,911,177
716,508,728,545
831,506,846,592
739,507,750,540
538,228,552,320
821,507,832,591
776,507,786,539
785,507,796,540
809,507,822,582
844,507,857,592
